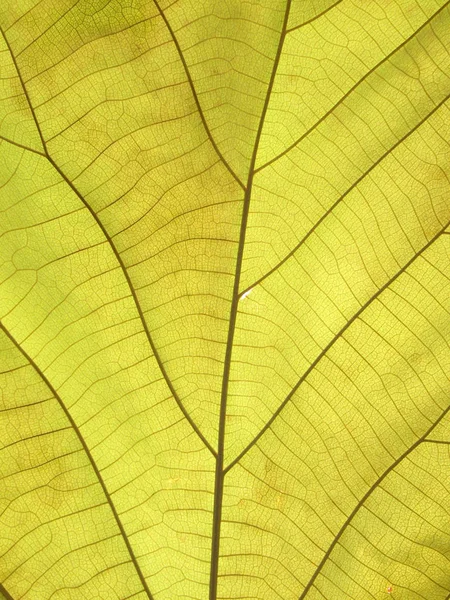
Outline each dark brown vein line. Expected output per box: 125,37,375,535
423,439,450,445
286,0,344,33
152,0,246,191
0,25,216,458
45,157,217,457
240,92,450,297
298,401,450,599
0,583,14,600
0,27,47,153
255,0,449,173
226,219,450,474
0,322,154,600
208,3,292,599
0,134,45,156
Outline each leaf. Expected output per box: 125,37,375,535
1,1,450,599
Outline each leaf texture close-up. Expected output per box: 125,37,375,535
1,0,450,599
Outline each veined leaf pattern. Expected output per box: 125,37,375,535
1,1,450,599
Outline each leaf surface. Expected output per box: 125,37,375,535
0,1,450,599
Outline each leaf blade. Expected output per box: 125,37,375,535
1,1,450,599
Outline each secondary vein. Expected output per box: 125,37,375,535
240,92,450,297
0,25,215,458
0,322,155,600
299,400,450,599
152,0,246,191
226,219,450,474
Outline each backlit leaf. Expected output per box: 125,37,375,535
1,1,450,599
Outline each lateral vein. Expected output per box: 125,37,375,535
226,220,450,473
240,93,450,297
256,1,450,173
152,0,246,191
298,401,450,599
0,322,155,600
0,24,215,458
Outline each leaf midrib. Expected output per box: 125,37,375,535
208,2,293,598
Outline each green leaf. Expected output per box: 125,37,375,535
1,1,450,599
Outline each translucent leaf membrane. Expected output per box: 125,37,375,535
227,100,450,461
0,0,449,599
0,328,148,600
221,237,450,600
287,0,343,31
0,143,215,598
0,30,43,153
0,0,246,447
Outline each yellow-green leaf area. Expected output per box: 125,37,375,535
0,1,449,600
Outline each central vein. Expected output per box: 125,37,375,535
208,3,292,598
